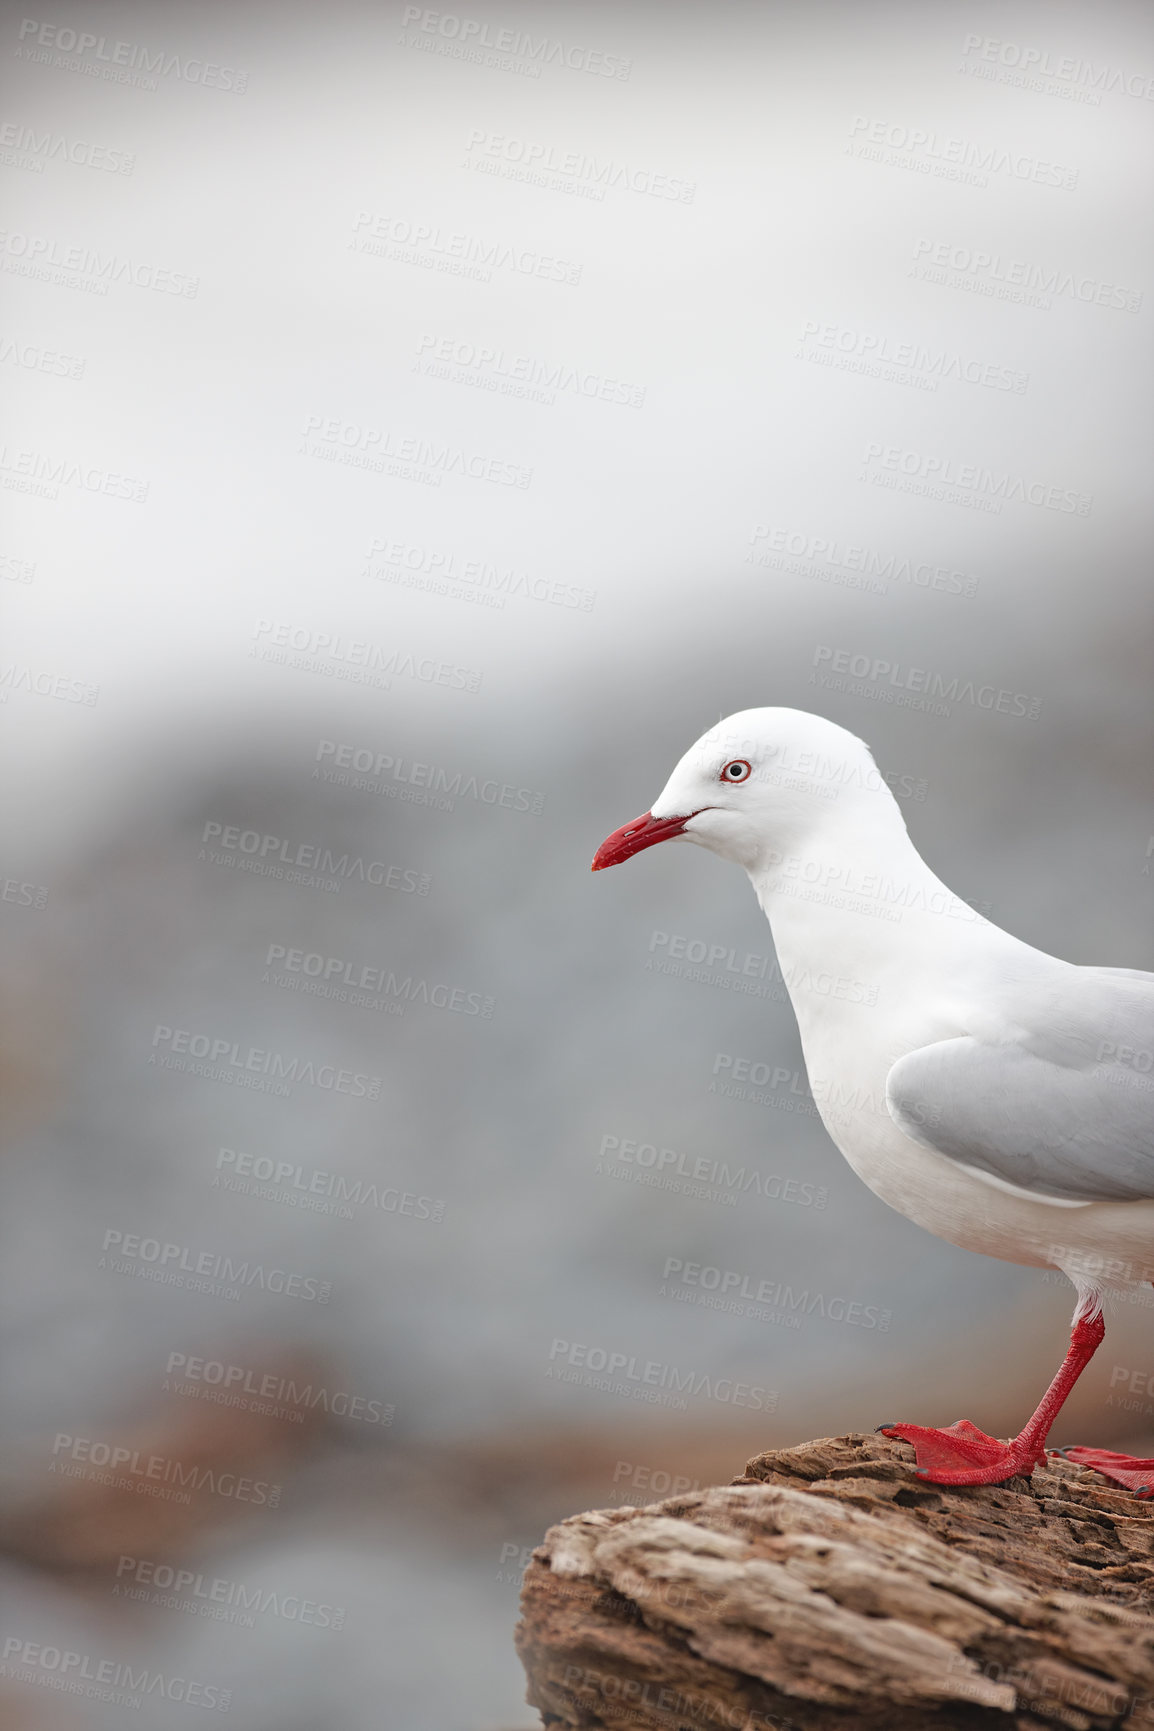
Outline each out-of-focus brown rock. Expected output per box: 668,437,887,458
0,1357,329,1573
515,1432,1154,1730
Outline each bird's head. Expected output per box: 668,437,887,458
591,707,886,875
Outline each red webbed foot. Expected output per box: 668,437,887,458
878,1419,1045,1485
878,1310,1106,1489
1052,1447,1154,1497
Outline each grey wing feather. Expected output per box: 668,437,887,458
886,967,1154,1202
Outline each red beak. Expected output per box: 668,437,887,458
591,810,700,871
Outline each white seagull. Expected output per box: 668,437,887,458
592,708,1154,1492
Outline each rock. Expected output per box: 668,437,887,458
0,1356,327,1572
514,1432,1154,1730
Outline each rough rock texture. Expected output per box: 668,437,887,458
515,1432,1154,1730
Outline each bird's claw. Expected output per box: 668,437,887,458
1052,1446,1154,1497
879,1420,1043,1486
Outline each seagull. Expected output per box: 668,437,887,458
592,708,1154,1493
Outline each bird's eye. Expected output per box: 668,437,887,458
719,760,752,783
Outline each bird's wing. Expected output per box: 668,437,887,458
886,968,1154,1202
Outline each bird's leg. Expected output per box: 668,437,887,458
879,1307,1105,1487
1057,1282,1154,1497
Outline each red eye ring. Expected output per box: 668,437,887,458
719,759,751,783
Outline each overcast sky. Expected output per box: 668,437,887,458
2,0,1151,863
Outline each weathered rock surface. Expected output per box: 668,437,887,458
515,1432,1154,1730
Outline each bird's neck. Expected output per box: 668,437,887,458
747,791,989,997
